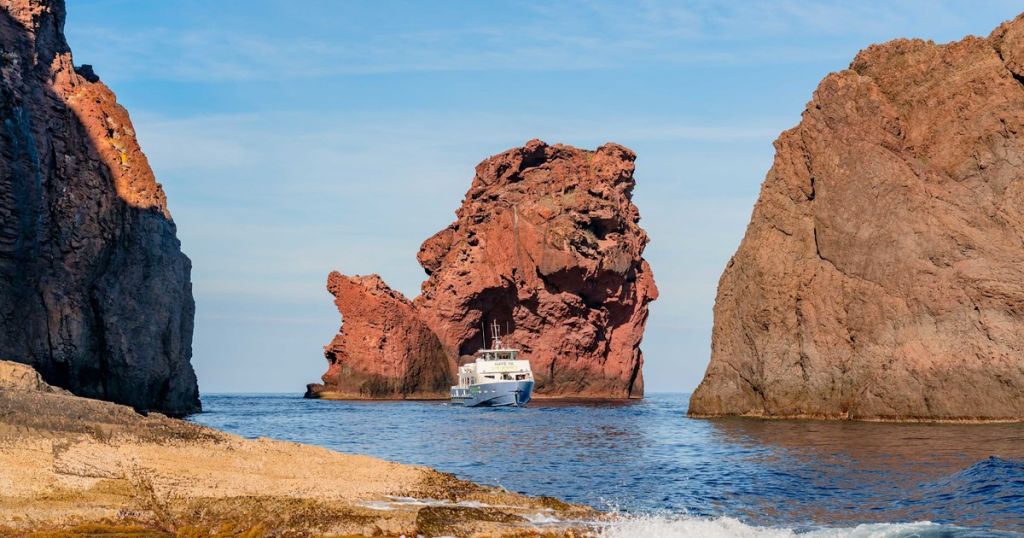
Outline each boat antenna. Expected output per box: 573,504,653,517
481,319,487,350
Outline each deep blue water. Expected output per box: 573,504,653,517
190,393,1024,535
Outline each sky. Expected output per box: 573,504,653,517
64,0,1022,394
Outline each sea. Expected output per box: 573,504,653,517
190,393,1024,537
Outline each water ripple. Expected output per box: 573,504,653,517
190,393,1024,533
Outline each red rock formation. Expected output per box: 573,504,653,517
690,14,1024,421
310,140,657,399
0,0,198,415
306,273,451,399
415,140,658,398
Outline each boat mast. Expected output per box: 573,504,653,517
490,319,503,349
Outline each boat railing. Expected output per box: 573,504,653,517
479,350,519,361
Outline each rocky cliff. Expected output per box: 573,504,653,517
305,273,451,399
0,0,198,415
415,140,658,398
690,15,1024,421
310,140,657,399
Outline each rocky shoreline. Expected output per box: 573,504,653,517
0,361,597,537
686,411,1024,424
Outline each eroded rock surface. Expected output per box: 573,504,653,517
690,15,1024,421
0,359,65,392
0,361,595,536
415,140,658,398
306,273,452,399
0,0,198,415
312,140,657,399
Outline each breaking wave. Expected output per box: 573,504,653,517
597,517,1020,538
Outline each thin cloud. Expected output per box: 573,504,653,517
65,0,1019,83
196,313,329,325
133,110,787,172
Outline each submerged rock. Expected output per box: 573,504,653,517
690,14,1024,421
311,140,657,399
0,0,198,415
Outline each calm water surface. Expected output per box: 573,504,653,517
190,393,1024,535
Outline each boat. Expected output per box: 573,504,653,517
450,320,534,407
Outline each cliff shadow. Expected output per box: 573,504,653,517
0,3,199,416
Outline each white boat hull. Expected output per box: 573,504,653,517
450,380,534,407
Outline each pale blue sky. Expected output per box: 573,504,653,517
65,1,1021,393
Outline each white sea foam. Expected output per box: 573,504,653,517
357,499,991,537
521,512,563,524
596,516,950,538
361,495,512,511
359,500,397,511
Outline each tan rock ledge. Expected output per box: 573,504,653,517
0,361,598,537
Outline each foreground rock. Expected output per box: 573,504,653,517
310,140,657,400
690,15,1024,421
0,361,595,536
0,0,198,415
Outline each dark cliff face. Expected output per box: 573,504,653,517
690,14,1024,421
0,0,199,416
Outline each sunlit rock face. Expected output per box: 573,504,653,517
310,140,657,399
305,273,452,399
0,0,199,416
690,14,1024,421
414,140,658,398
